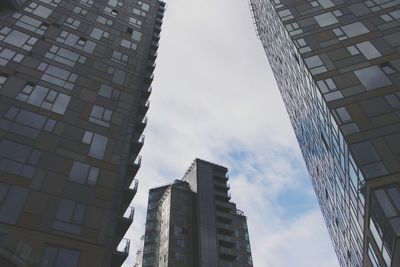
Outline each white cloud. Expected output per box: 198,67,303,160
123,0,339,266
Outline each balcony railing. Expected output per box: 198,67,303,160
112,238,130,267
135,116,147,134
115,207,135,244
130,134,145,155
121,179,138,214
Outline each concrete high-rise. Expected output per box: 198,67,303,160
138,159,253,267
0,0,164,266
249,1,400,266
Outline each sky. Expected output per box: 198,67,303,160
124,0,340,266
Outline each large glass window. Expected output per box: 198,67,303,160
56,31,96,54
0,183,29,224
16,83,71,114
89,105,112,127
1,106,56,139
37,63,77,90
69,161,98,185
0,47,24,66
314,12,339,27
53,199,85,234
24,2,53,19
354,66,392,90
40,245,80,267
45,45,86,67
82,131,108,160
12,13,48,35
0,27,38,51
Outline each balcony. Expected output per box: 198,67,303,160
219,247,237,261
148,50,157,61
144,72,154,84
215,189,231,201
216,201,233,213
130,135,145,155
151,40,159,51
214,182,230,192
139,100,150,115
218,233,236,245
147,60,156,72
121,180,138,213
153,32,160,41
135,116,147,135
115,207,135,244
141,86,152,98
214,173,229,183
112,238,130,267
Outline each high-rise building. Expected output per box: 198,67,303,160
138,159,253,267
0,0,164,266
249,0,400,266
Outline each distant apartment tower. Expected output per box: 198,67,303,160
138,159,253,267
0,0,164,266
249,0,400,267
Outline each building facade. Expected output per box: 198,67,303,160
139,159,253,267
249,0,400,266
0,0,164,266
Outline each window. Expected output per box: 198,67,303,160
39,0,61,8
351,141,380,165
45,45,86,67
108,67,126,85
0,139,40,178
104,6,118,17
56,31,96,54
90,28,110,40
0,183,29,224
295,38,311,53
129,17,142,28
121,38,137,50
73,6,88,16
314,12,339,27
12,13,48,35
69,161,98,185
354,66,392,90
304,55,327,75
0,27,38,51
53,199,85,234
80,0,93,7
82,131,108,160
133,8,146,17
37,63,77,90
99,84,120,99
111,51,128,64
24,3,53,19
138,1,150,11
1,106,56,139
89,105,112,127
277,9,293,21
0,47,24,66
285,22,303,36
64,17,81,29
16,83,71,114
0,74,8,88
108,0,123,7
40,245,80,267
317,78,336,93
334,22,369,40
132,30,142,42
347,41,382,60
96,16,113,26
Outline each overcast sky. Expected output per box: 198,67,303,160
124,0,340,266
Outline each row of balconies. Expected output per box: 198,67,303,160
113,3,165,265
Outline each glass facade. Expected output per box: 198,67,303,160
0,0,164,266
249,0,400,266
139,159,253,267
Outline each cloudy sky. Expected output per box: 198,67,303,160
124,0,340,266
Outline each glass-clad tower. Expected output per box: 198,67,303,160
138,159,253,267
0,0,164,266
249,0,400,266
